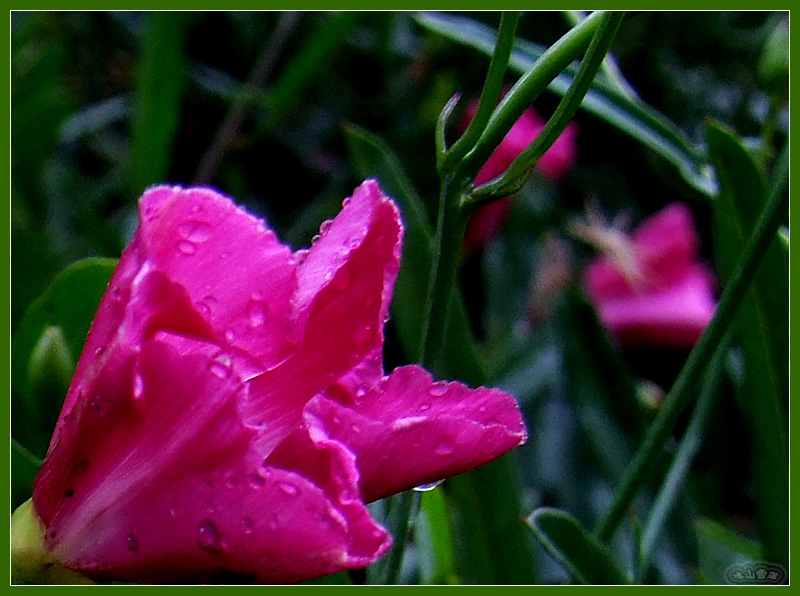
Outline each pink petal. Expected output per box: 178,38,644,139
37,339,388,584
243,181,402,452
36,264,217,524
138,186,299,372
305,365,527,504
584,203,701,297
592,267,717,349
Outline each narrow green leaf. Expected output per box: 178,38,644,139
130,12,187,195
695,518,763,585
707,122,788,570
11,258,117,458
414,12,714,196
528,507,631,585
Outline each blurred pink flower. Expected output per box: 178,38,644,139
463,100,578,251
581,202,717,349
33,181,526,584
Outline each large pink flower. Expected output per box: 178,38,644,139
464,101,578,252
32,181,526,584
582,203,717,349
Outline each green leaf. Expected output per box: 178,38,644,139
414,12,715,197
130,12,187,195
527,507,631,585
11,258,117,458
695,518,762,585
706,122,788,570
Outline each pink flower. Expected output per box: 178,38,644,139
32,181,526,584
581,203,717,349
463,101,578,251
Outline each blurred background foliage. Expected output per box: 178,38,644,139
11,11,789,584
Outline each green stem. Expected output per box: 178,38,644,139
469,11,624,204
419,179,469,371
456,10,607,184
442,11,521,172
593,157,789,542
368,490,421,584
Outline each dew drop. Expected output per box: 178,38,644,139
434,436,455,456
413,479,444,492
278,481,299,496
429,384,448,397
310,233,321,246
133,373,144,399
209,353,232,379
168,508,177,519
419,403,431,412
243,516,255,534
224,329,236,342
127,533,139,552
246,298,267,328
198,519,222,553
295,248,309,264
250,473,266,488
319,219,333,235
178,220,213,243
178,240,197,255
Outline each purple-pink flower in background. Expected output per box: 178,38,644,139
32,181,526,584
581,202,717,349
463,100,578,252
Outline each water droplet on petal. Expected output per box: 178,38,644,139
413,479,444,492
319,219,333,235
294,249,309,264
278,481,299,496
419,403,431,412
209,353,232,379
198,519,222,553
178,220,213,243
133,373,144,399
127,533,139,551
434,436,455,456
247,299,267,328
311,233,321,246
224,329,236,342
178,240,197,255
168,508,177,519
429,384,448,397
243,516,255,534
250,473,266,488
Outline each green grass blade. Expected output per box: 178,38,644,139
706,123,788,570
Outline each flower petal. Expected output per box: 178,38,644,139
591,266,717,348
243,181,402,451
138,186,298,372
37,338,387,584
305,366,527,503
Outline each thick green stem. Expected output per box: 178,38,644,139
593,158,789,542
420,179,469,371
